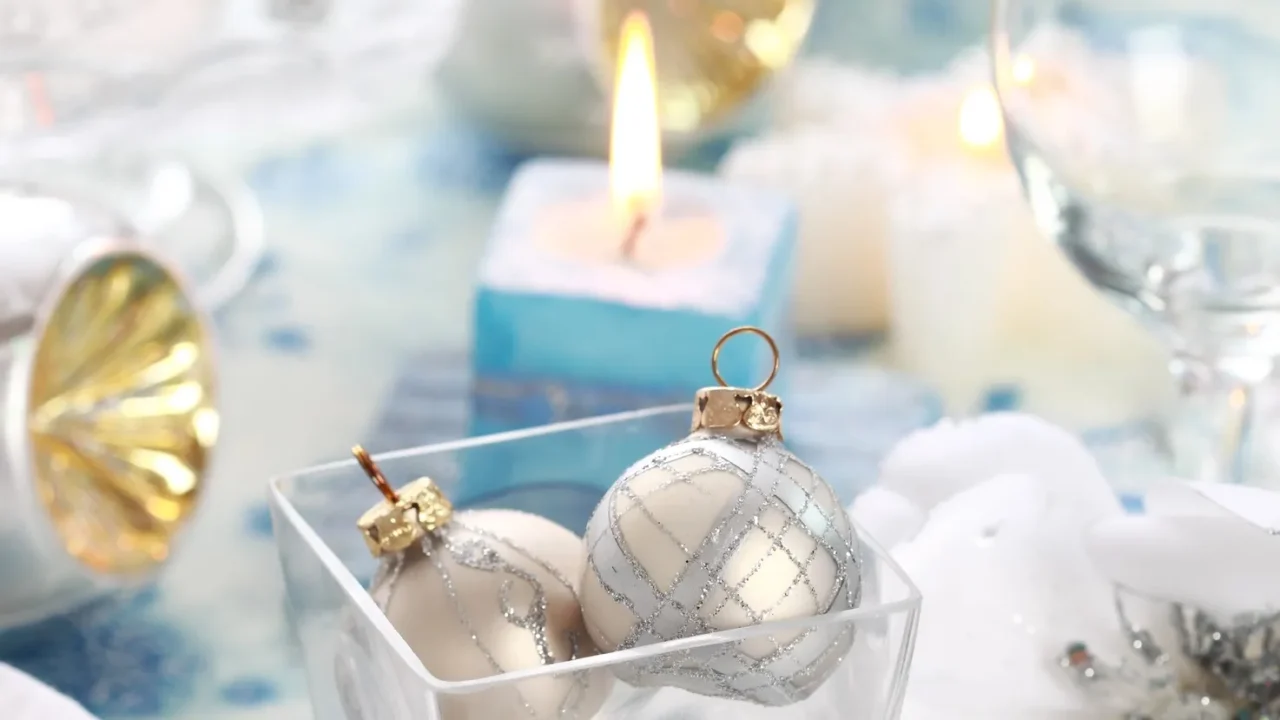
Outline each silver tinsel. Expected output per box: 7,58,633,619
581,433,862,706
1062,594,1280,719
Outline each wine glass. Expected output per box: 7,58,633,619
992,1,1280,488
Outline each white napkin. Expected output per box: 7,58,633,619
1148,480,1280,533
0,664,96,720
1087,478,1280,617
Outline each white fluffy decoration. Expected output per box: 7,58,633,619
846,486,925,552
893,475,1121,717
851,413,1129,719
876,412,1122,523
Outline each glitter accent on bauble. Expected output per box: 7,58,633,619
579,431,862,706
343,447,613,720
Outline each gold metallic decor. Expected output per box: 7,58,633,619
0,183,217,627
599,0,815,133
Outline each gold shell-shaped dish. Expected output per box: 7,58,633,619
599,0,815,133
26,251,217,575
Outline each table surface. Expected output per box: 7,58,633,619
0,7,1011,719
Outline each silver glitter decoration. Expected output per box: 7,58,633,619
1175,606,1280,716
582,433,861,706
369,519,596,719
1062,593,1280,719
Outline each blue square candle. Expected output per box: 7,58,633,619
472,158,797,407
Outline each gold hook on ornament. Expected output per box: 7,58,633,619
711,326,780,392
695,327,784,440
353,445,398,503
352,444,455,557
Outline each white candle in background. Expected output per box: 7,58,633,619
720,127,905,336
724,34,1171,426
720,64,907,336
886,75,1168,425
720,59,1017,339
887,159,1031,412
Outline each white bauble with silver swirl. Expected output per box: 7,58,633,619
367,510,614,720
579,432,862,706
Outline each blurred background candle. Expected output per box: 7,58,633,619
467,11,795,498
887,89,1026,413
471,11,795,427
718,64,911,338
887,76,1167,428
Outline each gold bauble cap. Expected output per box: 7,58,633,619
352,446,453,557
690,326,783,440
26,249,217,576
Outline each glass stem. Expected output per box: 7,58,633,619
1167,352,1274,485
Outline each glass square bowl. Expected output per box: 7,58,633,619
268,406,921,720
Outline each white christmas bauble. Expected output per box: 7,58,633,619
580,432,861,706
369,509,614,720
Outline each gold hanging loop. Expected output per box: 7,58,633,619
694,327,784,440
353,445,454,557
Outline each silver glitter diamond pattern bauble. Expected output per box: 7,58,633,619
579,432,862,706
367,509,613,720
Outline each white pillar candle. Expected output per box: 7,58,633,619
724,37,1171,426
717,59,1022,339
719,64,907,336
720,127,906,336
882,53,1170,426
887,160,1030,412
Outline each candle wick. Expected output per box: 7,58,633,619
620,212,648,261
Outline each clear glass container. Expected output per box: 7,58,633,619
268,407,920,720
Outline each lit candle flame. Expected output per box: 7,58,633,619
1012,55,1036,85
610,11,662,228
958,86,1004,151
